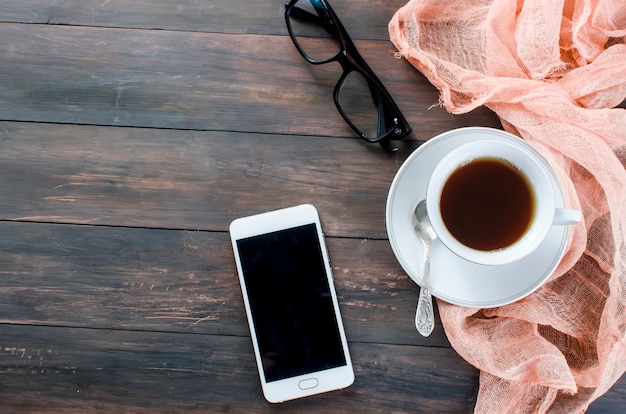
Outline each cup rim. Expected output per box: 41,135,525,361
425,138,557,266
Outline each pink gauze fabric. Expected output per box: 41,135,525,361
389,0,626,412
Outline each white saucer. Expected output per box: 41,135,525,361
386,127,569,308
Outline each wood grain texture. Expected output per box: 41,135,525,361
0,0,400,39
0,325,478,413
0,23,501,139
0,220,449,346
0,324,621,413
0,121,420,237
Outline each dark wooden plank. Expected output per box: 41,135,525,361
0,221,447,347
1,324,622,413
0,324,479,413
0,121,421,237
1,0,405,40
0,23,501,138
589,379,626,414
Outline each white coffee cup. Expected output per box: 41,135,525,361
425,138,581,266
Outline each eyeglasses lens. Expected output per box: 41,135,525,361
287,0,341,62
337,71,384,140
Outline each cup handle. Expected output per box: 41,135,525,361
553,208,582,225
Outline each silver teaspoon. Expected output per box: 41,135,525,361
413,199,436,337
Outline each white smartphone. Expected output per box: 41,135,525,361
229,204,354,403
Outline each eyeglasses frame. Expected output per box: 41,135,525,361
284,0,412,151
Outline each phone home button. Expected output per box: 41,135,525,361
298,378,319,390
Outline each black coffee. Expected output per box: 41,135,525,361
440,157,535,251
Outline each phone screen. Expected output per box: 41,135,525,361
236,223,346,383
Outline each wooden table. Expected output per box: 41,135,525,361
1,1,624,412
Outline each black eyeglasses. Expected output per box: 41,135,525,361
285,0,411,151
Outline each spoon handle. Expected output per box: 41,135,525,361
416,285,434,336
415,242,435,337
